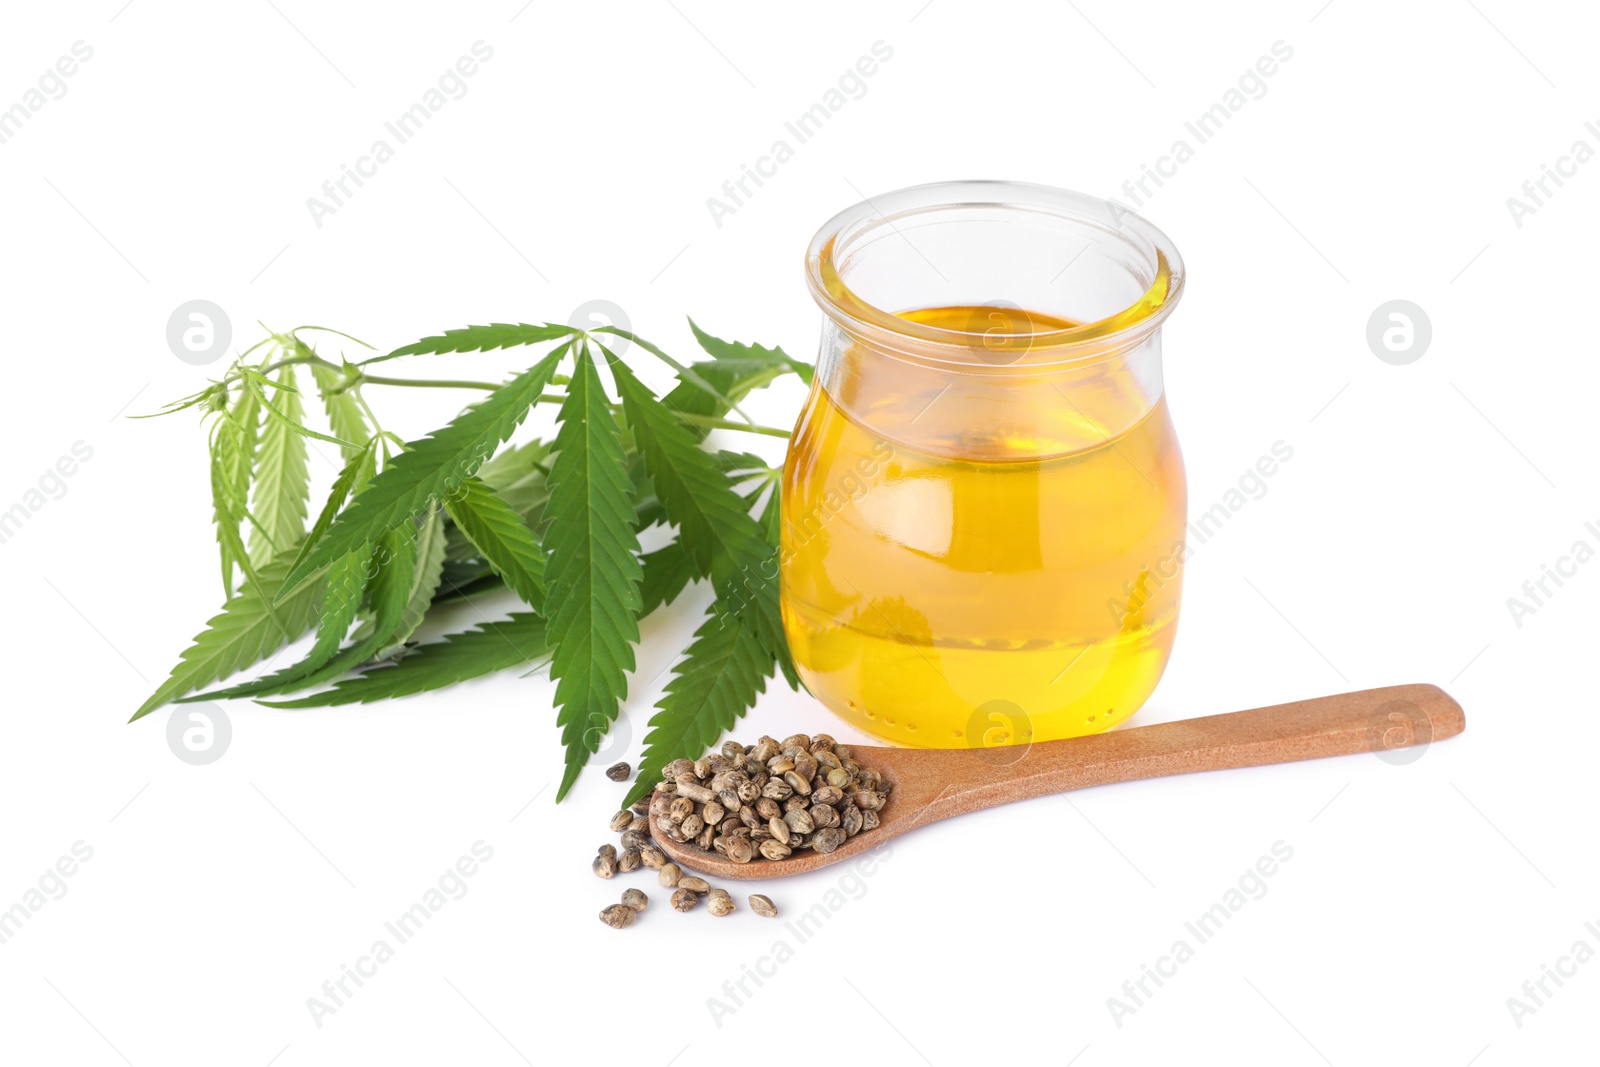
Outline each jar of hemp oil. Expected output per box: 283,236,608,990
781,181,1187,749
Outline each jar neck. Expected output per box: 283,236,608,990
803,181,1183,459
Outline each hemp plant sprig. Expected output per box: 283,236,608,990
131,318,813,801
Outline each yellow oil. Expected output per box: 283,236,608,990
780,305,1186,748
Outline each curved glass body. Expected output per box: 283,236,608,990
780,182,1187,748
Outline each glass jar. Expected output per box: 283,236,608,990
780,180,1187,749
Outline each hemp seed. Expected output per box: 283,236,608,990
812,827,847,854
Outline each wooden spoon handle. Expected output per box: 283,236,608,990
900,683,1464,828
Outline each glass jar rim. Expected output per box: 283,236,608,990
805,179,1185,368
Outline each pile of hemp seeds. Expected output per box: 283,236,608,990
594,732,890,928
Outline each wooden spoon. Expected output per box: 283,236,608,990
649,683,1464,880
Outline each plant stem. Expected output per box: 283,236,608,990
359,375,568,410
358,374,506,391
673,414,790,438
217,350,331,389
353,387,386,440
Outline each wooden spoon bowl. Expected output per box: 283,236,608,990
649,683,1465,880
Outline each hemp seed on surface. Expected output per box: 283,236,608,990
591,733,888,925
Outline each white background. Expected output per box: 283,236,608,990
1,1,1594,1063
